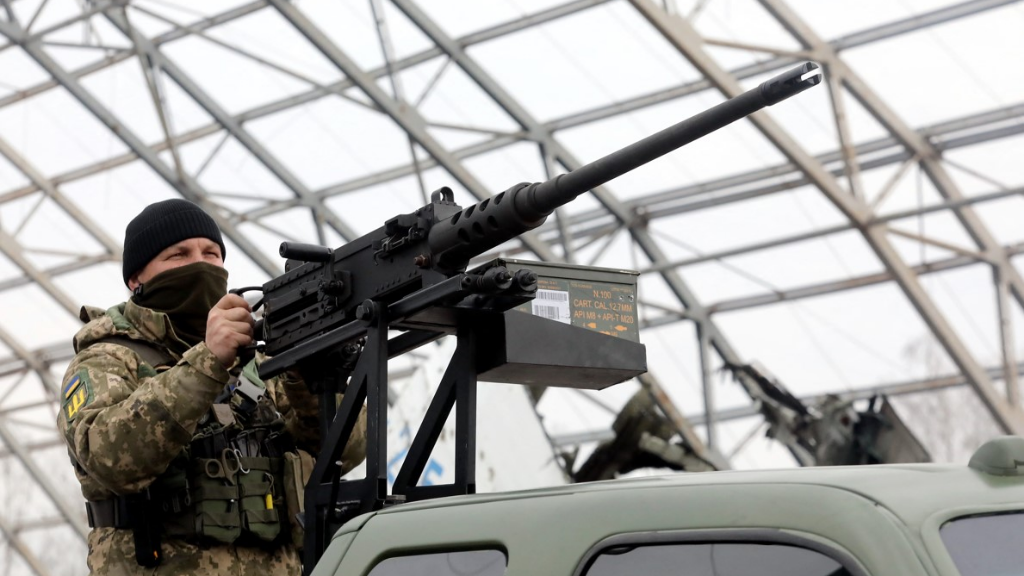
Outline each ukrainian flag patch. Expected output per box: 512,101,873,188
61,370,93,423
63,375,81,399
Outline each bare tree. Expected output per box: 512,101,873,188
892,336,1001,463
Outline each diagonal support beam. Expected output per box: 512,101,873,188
996,266,1019,406
629,0,1024,435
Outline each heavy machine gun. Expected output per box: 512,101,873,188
252,62,822,573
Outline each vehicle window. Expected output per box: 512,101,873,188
584,542,850,576
367,549,506,576
941,511,1024,576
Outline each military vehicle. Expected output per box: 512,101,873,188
308,436,1024,576
245,59,1016,576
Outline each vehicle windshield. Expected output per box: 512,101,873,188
940,511,1024,576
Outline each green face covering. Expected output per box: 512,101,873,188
132,261,229,347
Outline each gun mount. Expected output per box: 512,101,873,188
251,62,822,574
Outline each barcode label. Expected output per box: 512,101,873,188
534,305,562,320
532,289,570,324
536,289,569,302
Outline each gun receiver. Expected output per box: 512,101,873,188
259,62,821,376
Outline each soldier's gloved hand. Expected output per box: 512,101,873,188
206,293,255,368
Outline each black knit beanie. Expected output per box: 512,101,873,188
122,199,226,286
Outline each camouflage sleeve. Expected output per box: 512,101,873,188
269,370,320,453
268,370,367,468
341,404,367,473
58,342,230,495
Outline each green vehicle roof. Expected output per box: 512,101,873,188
378,462,1024,528
320,439,1024,576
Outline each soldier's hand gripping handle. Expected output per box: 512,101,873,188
206,293,255,367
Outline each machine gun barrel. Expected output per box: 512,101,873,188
258,62,821,366
427,62,820,271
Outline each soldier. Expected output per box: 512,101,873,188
58,199,365,575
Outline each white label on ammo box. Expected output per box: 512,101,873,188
532,289,571,324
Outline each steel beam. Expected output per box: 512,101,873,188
0,140,119,492
997,266,1019,406
824,68,864,199
0,1,1011,373
697,322,716,450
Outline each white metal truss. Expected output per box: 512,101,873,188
0,0,1021,573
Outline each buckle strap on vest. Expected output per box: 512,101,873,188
93,336,176,369
86,495,163,566
86,498,133,529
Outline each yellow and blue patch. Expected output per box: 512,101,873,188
63,375,81,399
61,371,93,423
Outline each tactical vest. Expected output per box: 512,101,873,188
82,338,311,564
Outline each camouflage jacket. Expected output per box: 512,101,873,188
58,301,366,575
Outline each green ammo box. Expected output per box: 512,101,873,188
475,259,646,390
502,258,641,343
